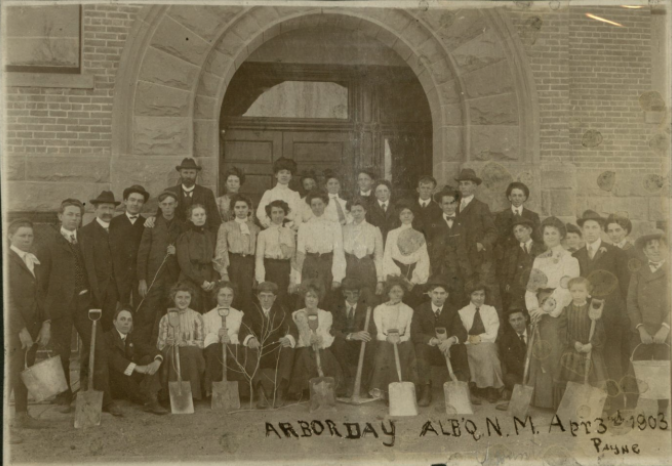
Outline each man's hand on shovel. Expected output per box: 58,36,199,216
279,336,293,348
438,337,456,356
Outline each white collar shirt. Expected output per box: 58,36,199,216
96,218,110,231
460,195,474,210
511,205,523,216
126,212,140,224
10,245,40,276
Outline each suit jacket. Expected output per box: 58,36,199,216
426,216,474,285
627,263,670,337
239,303,298,346
457,197,498,266
498,327,529,378
494,207,541,259
8,249,44,339
411,301,467,345
80,220,124,307
162,184,221,232
103,329,161,376
110,214,145,303
136,215,185,284
366,201,399,246
38,228,90,321
330,299,377,340
412,198,443,239
498,240,546,299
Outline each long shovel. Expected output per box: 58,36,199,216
211,313,240,411
337,306,377,405
74,309,104,429
388,330,418,417
168,311,194,414
508,326,536,419
307,310,336,412
444,351,474,415
556,300,607,421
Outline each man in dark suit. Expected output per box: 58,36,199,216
356,169,376,207
412,176,443,238
455,169,501,310
104,306,167,415
110,184,149,307
80,191,124,332
239,282,297,408
7,219,52,428
426,187,474,308
136,191,185,345
412,282,469,407
573,209,631,411
494,182,541,250
496,307,530,410
39,199,120,415
497,216,545,313
365,179,398,245
329,279,376,397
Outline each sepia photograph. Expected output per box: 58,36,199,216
2,0,671,464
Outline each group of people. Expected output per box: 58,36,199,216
7,156,670,428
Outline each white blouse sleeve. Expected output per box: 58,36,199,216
411,242,430,285
382,230,400,279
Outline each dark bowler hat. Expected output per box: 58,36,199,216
635,228,667,250
123,184,149,203
454,168,482,185
511,216,535,230
577,209,605,227
90,190,121,206
175,158,202,171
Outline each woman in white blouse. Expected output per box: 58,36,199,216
368,277,418,400
382,199,430,306
342,198,384,295
202,282,245,398
288,281,343,399
524,216,580,409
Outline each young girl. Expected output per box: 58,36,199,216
288,281,342,399
368,277,418,401
458,283,504,403
558,277,607,392
156,282,205,401
213,194,260,310
202,282,246,398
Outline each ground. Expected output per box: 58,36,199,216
7,387,672,465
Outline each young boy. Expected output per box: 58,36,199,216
564,223,583,253
365,179,398,245
256,157,303,229
413,176,442,238
496,307,530,410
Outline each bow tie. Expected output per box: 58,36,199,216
649,261,664,267
129,215,139,220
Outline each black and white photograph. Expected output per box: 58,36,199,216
2,0,671,464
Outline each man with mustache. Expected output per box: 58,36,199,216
80,191,124,332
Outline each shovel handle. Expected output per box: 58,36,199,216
392,342,403,383
221,316,228,381
313,342,325,378
444,353,457,382
583,319,596,385
88,320,97,390
351,306,372,401
174,343,182,383
521,325,536,386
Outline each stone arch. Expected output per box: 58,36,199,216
111,5,538,196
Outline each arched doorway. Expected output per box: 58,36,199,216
219,27,432,204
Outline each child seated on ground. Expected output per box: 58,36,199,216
458,283,504,404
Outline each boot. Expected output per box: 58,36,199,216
255,382,269,409
418,383,432,407
144,393,169,415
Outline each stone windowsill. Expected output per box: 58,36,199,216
5,72,94,89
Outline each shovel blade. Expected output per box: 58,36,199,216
211,381,241,412
169,381,194,414
310,377,336,412
74,390,103,429
389,382,418,417
508,384,534,419
443,381,474,415
556,382,607,422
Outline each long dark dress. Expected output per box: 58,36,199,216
176,225,218,312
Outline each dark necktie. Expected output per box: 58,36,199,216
434,307,441,324
519,333,526,347
468,307,486,335
381,203,387,212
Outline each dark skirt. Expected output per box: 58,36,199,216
369,340,418,395
345,253,377,293
528,315,563,409
302,252,333,292
228,253,255,310
558,348,608,386
265,258,291,306
288,346,343,396
203,343,251,394
179,263,217,313
393,259,425,308
160,344,206,400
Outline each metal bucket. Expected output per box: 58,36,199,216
632,344,671,400
21,354,68,402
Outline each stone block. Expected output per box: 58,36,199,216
574,170,604,198
470,126,519,162
197,72,221,97
432,161,462,188
436,126,465,163
478,162,515,212
230,12,262,41
542,165,578,191
390,36,414,62
26,157,110,183
132,117,190,156
542,190,575,217
110,156,183,205
452,29,506,75
468,93,518,125
437,80,463,104
194,96,216,120
214,29,246,58
648,197,670,222
6,5,79,38
202,49,234,78
168,5,241,42
5,38,79,68
362,9,412,35
140,48,199,91
151,18,211,66
426,9,487,51
399,16,432,48
463,60,514,99
249,7,281,29
193,120,216,158
443,103,463,126
134,82,190,117
5,156,25,180
6,181,108,212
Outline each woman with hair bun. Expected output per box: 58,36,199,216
216,167,245,222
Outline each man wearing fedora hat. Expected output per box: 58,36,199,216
455,168,501,311
110,185,149,307
574,209,631,412
150,158,220,232
80,191,125,333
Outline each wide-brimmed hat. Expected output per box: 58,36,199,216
122,184,149,203
175,158,202,171
511,216,535,230
454,168,482,185
635,228,667,250
577,209,605,227
90,190,121,206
